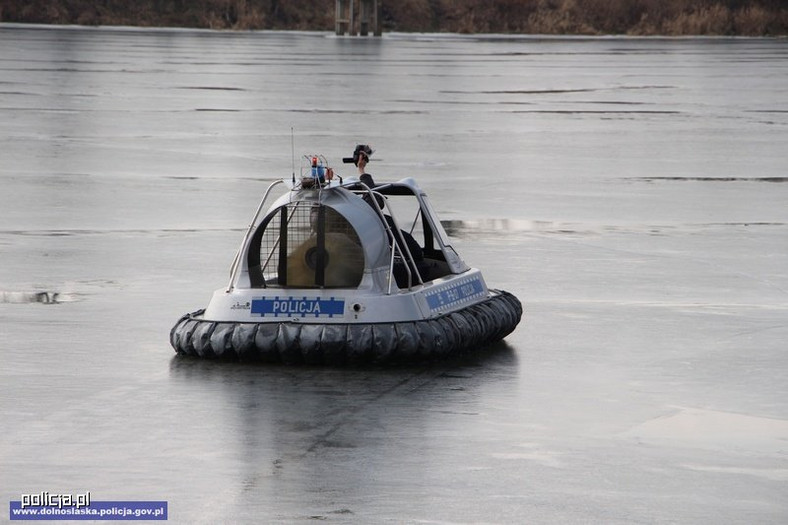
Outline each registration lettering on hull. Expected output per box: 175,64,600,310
425,276,486,312
251,297,345,318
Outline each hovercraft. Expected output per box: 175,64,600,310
170,151,522,364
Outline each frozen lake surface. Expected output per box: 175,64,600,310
1,24,787,523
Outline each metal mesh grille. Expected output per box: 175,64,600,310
259,203,363,288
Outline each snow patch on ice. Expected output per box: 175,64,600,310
624,406,788,455
680,463,788,481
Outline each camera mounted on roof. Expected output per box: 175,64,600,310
343,144,374,166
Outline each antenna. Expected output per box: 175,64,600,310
290,127,296,185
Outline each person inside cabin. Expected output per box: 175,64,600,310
352,146,428,285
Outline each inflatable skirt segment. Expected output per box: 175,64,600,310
170,290,522,364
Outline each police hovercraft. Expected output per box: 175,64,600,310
170,146,522,364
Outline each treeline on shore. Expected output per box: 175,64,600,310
2,0,786,36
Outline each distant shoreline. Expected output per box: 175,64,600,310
3,22,786,41
2,0,786,37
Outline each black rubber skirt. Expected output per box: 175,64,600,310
170,290,522,364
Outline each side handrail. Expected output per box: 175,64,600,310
355,183,423,293
226,179,285,292
379,194,424,290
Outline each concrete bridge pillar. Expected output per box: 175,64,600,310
336,0,381,36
